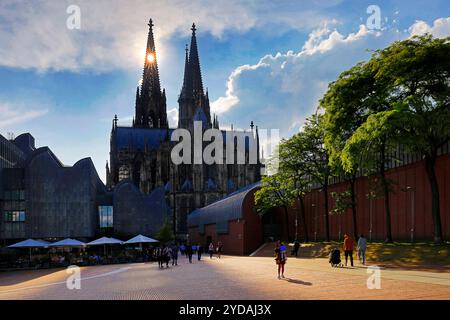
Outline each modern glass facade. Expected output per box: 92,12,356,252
98,205,113,228
3,189,26,222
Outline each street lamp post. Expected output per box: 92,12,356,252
369,198,373,242
405,186,415,243
312,203,317,242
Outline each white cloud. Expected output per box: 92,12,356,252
167,107,179,127
0,102,48,128
408,17,450,38
212,17,450,147
0,0,338,72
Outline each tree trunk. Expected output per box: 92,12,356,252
380,144,393,243
350,175,358,239
424,154,443,244
299,196,309,243
283,205,291,242
323,182,330,242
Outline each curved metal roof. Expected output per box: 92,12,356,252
187,181,261,227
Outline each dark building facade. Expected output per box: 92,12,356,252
0,133,168,243
108,20,262,238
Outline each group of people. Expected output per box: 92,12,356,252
274,233,368,279
153,244,179,269
180,241,223,263
153,241,224,268
342,233,367,267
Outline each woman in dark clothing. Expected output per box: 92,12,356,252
274,241,287,279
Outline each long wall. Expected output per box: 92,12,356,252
281,153,450,242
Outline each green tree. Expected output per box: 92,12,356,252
367,35,450,243
278,139,312,242
298,114,332,241
255,172,293,241
330,190,353,240
321,62,377,239
154,216,174,244
341,110,399,242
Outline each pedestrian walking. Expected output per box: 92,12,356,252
216,241,223,259
155,246,163,269
292,240,300,257
163,246,171,268
343,234,354,267
197,244,203,261
357,234,367,265
274,241,287,279
171,244,179,266
186,244,193,263
208,242,215,259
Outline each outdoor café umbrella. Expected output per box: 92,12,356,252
124,234,158,245
48,238,86,247
8,238,49,262
87,237,123,257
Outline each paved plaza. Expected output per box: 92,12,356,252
0,255,449,300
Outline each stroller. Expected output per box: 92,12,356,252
329,248,342,267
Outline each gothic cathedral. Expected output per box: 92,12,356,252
107,20,262,237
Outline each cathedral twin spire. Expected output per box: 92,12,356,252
178,23,212,129
134,19,212,130
134,19,167,128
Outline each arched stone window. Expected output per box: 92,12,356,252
118,165,130,181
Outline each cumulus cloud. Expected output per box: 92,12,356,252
212,17,450,143
408,17,450,37
0,0,338,72
167,107,179,127
0,102,48,128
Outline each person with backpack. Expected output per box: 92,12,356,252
343,234,354,267
357,234,367,265
274,241,287,279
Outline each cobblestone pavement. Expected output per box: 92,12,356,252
0,255,449,300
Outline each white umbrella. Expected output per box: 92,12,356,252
87,237,123,245
8,239,49,248
124,234,158,244
8,239,49,262
49,238,86,247
87,237,123,258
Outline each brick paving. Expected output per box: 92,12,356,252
0,255,448,300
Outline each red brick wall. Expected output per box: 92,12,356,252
243,190,263,255
300,154,450,241
188,221,245,255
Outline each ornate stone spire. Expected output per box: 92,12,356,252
135,19,168,128
188,23,204,96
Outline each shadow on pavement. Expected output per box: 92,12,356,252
284,278,312,286
0,268,64,287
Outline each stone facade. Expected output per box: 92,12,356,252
108,20,262,237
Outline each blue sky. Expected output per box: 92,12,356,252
0,0,449,182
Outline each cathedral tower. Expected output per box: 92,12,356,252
178,23,212,130
134,19,168,128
